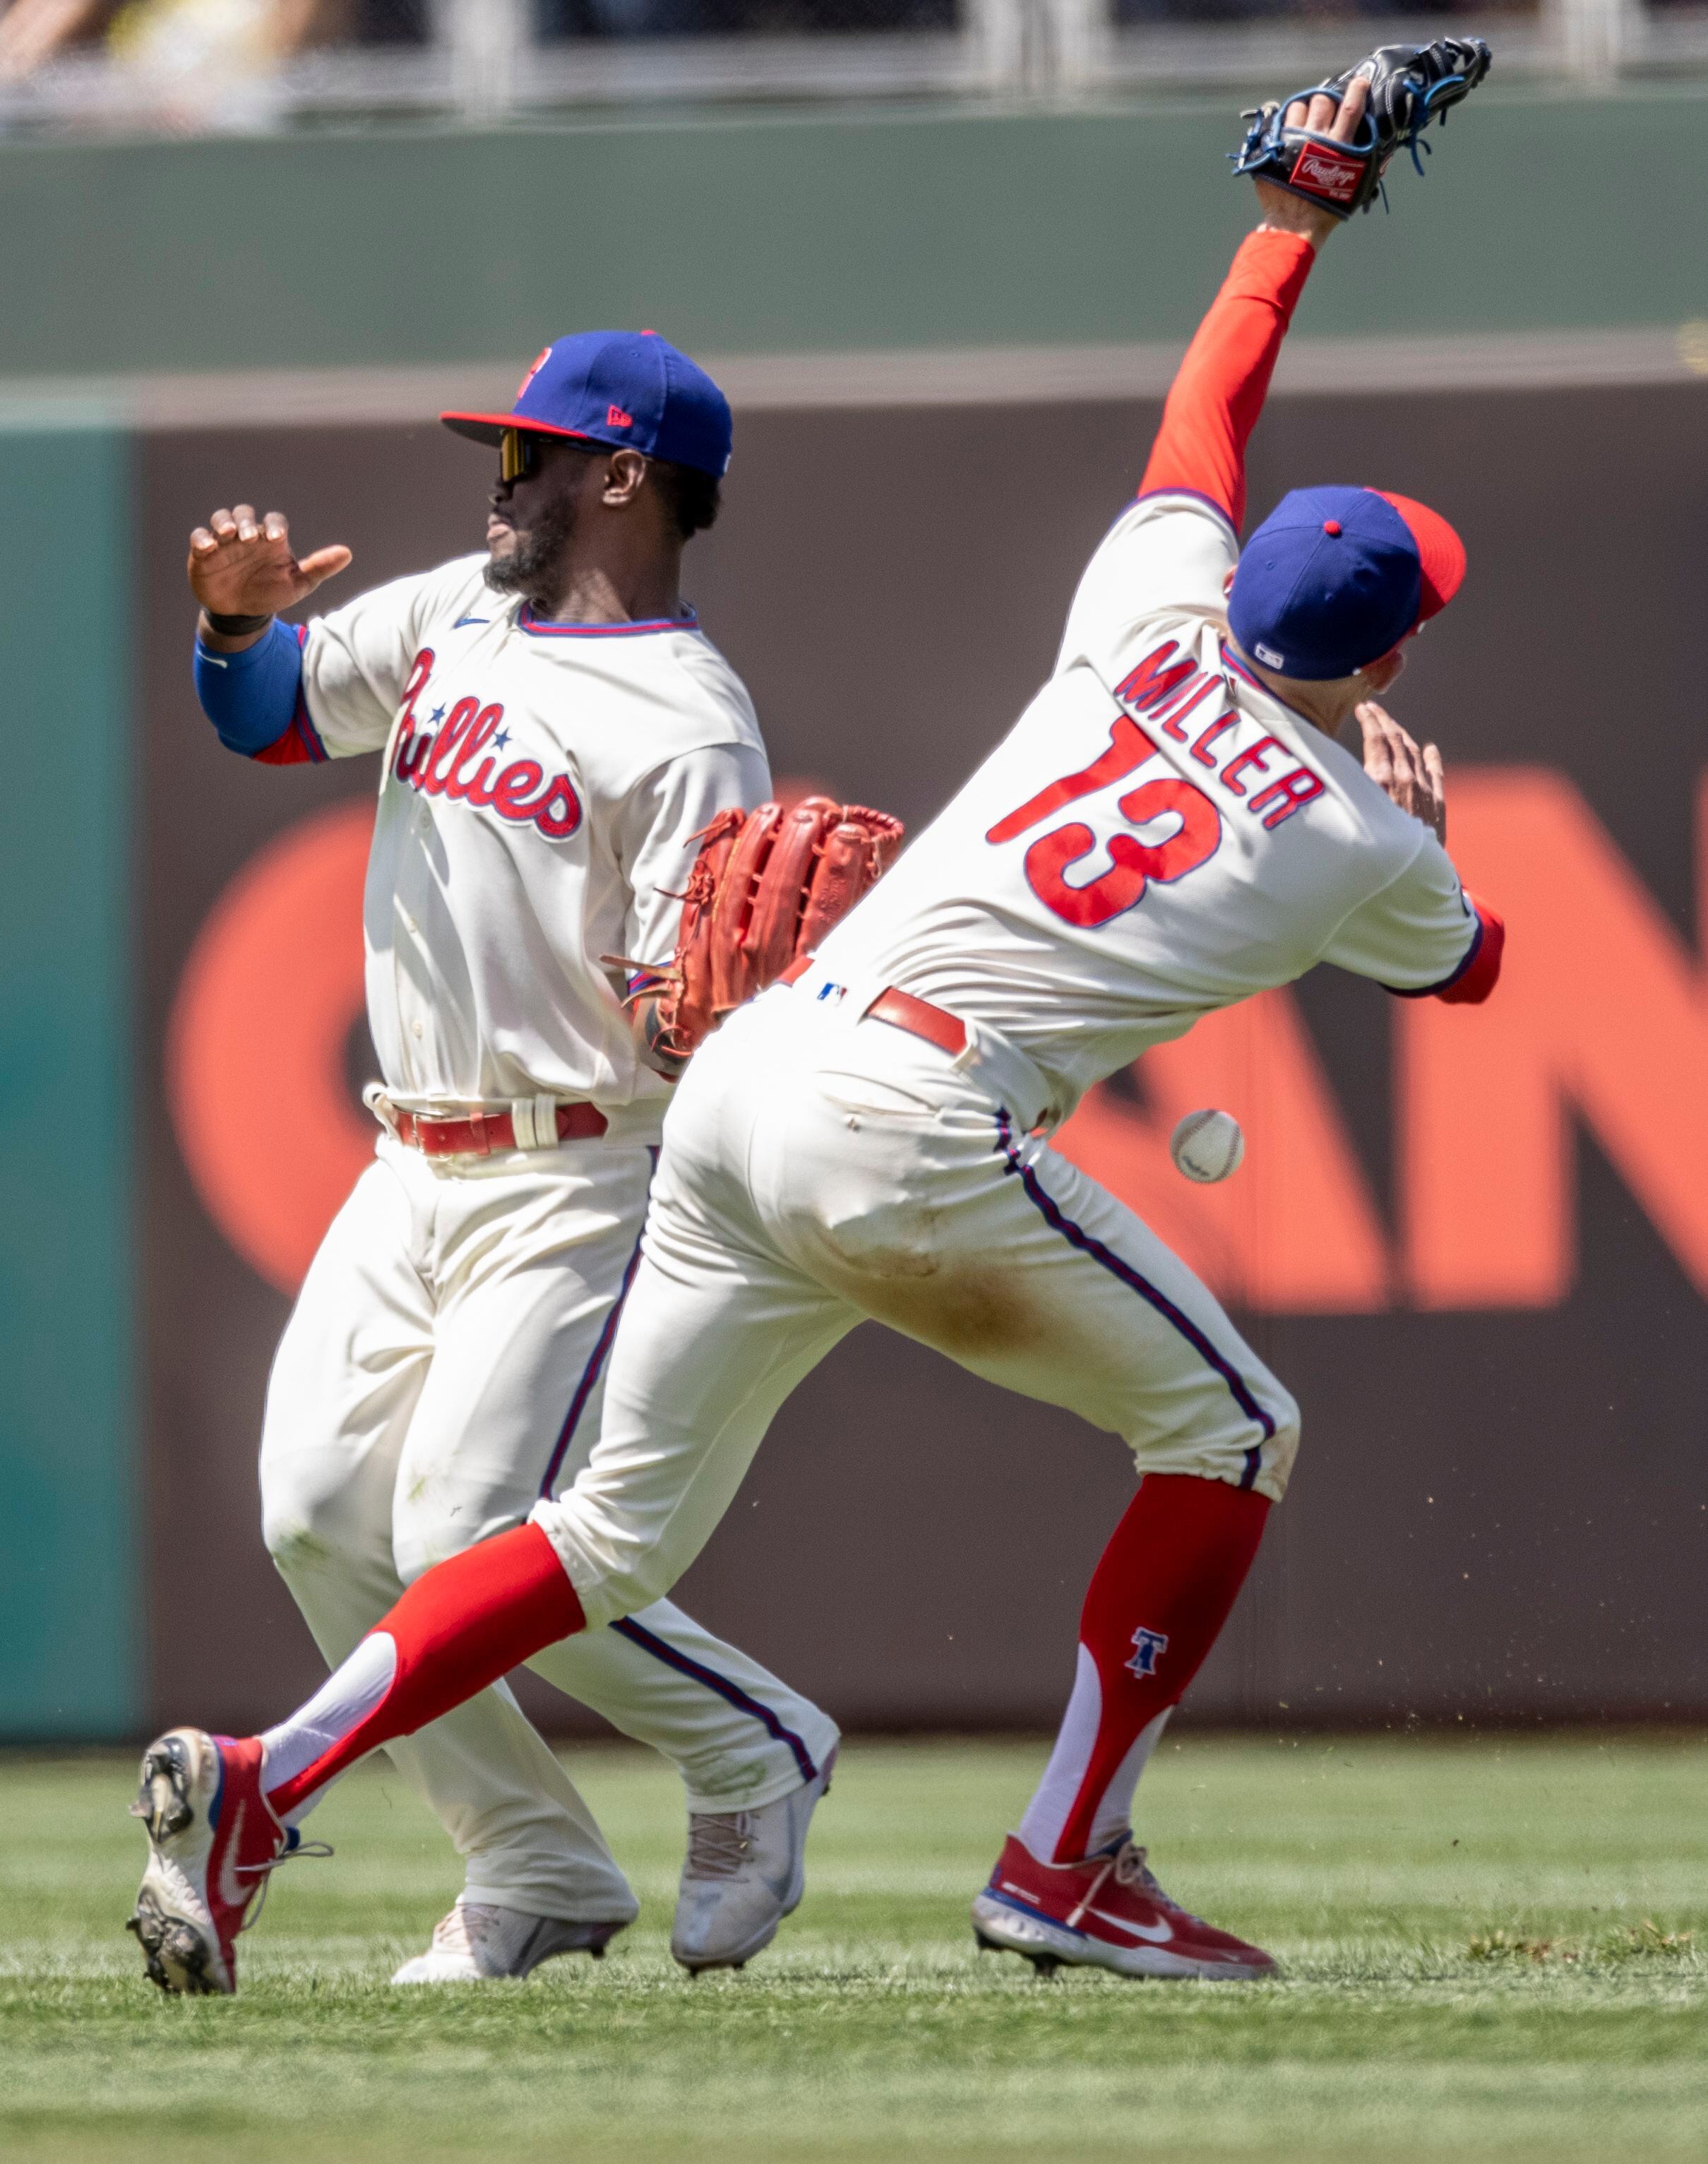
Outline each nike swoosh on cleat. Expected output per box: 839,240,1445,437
992,1881,1174,1947
215,1800,248,1912
1081,1904,1174,1943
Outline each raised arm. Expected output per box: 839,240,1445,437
189,504,352,653
1138,78,1369,530
189,504,354,766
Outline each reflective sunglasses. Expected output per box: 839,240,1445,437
498,427,542,484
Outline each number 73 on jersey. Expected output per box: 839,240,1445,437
985,645,1326,930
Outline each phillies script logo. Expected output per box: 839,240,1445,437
1289,143,1362,206
390,650,582,841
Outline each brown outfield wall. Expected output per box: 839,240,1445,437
138,381,1708,1736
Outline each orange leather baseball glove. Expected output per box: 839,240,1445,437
623,796,904,1062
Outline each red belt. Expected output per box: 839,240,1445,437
780,955,967,1059
393,1102,607,1158
864,986,967,1058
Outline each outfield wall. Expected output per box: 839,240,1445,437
2,85,1708,382
0,424,138,1740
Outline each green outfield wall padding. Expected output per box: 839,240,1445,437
0,424,138,1737
0,87,1704,378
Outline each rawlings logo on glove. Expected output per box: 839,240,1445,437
1289,144,1365,207
614,796,904,1063
1231,37,1492,220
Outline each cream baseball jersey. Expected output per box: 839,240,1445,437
296,553,769,1128
817,491,1480,1123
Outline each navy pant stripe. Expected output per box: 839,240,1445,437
537,1152,657,1502
995,1114,1272,1490
611,1617,819,1785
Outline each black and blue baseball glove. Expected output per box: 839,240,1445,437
1231,38,1493,220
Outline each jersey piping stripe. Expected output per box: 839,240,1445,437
1382,905,1482,997
610,1616,820,1786
288,625,330,762
993,1112,1272,1490
536,1162,655,1502
1218,636,1322,736
517,605,698,640
1219,641,1269,696
287,696,328,765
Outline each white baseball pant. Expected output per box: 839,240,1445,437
530,977,1301,1629
260,1132,838,1925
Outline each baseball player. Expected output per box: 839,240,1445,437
148,332,840,1991
130,42,1500,1991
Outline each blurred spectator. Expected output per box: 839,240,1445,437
0,0,423,82
0,0,107,79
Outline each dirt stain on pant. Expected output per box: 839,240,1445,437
811,1182,1048,1360
820,1251,1045,1362
265,1526,333,1579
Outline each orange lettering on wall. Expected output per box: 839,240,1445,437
1399,769,1708,1307
1054,989,1390,1312
167,802,374,1295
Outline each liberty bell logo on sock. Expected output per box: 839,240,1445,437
1128,1627,1169,1680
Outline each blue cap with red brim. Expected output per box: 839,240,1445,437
1228,484,1465,680
442,329,732,477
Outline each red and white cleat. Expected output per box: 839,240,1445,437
971,1833,1277,1981
126,1728,308,1996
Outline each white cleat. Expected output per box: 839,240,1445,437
671,1749,836,1973
126,1727,307,1997
390,1900,627,1983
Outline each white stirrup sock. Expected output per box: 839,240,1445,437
258,1632,398,1824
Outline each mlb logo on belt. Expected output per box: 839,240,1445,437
1289,142,1363,206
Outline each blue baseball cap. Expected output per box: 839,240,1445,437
1228,484,1465,681
442,329,732,477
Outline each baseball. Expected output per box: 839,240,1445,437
1170,1108,1246,1184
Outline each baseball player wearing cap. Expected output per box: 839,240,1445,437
131,70,1503,1994
153,332,839,1992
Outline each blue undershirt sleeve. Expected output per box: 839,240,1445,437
193,618,306,755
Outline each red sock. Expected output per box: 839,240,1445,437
266,1523,584,1818
1018,1474,1270,1863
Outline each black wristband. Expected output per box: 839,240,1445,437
203,609,274,636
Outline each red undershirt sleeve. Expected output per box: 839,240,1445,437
1137,228,1318,532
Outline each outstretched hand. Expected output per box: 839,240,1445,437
1252,73,1370,246
189,506,352,637
1356,699,1446,843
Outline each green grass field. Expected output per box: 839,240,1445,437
2,1734,1704,2164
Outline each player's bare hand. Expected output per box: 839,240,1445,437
188,506,352,636
1253,74,1369,246
1356,700,1446,843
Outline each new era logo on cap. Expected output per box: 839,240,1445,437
442,330,732,477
